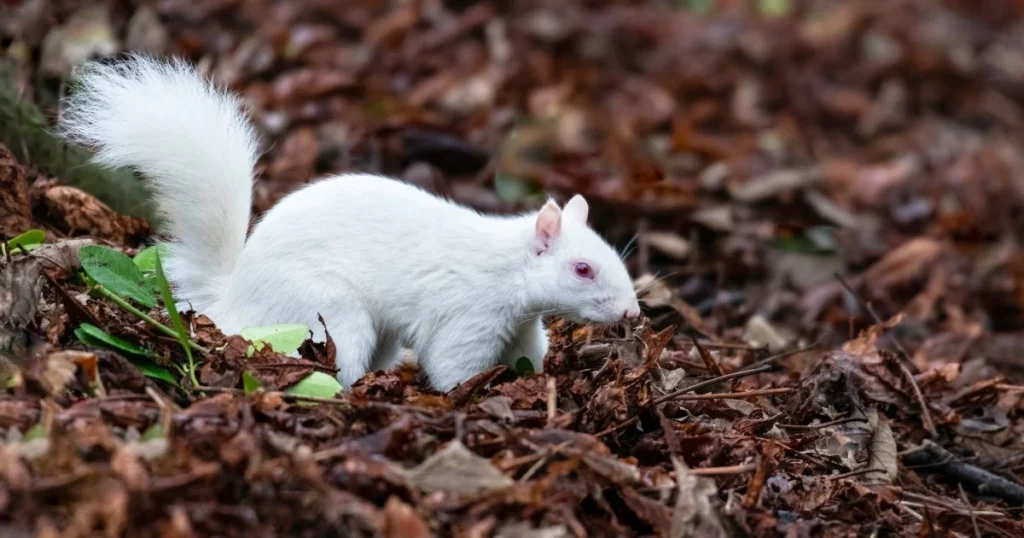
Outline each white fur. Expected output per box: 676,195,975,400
59,55,640,391
60,54,257,311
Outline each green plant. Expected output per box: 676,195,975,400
514,356,535,377
74,323,179,387
154,251,199,387
75,244,342,397
77,245,200,387
284,371,343,399
79,245,157,308
2,229,45,255
239,324,308,355
242,371,262,394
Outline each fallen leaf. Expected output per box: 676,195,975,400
400,440,513,496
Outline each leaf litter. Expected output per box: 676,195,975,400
2,0,1024,537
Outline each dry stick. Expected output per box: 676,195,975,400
827,466,879,480
654,364,775,405
691,340,760,350
901,440,1024,506
546,377,557,424
736,339,822,373
672,388,793,401
691,336,725,377
959,483,982,538
834,274,937,437
689,463,758,476
778,417,867,430
900,501,1005,519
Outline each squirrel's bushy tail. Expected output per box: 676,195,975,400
60,54,258,312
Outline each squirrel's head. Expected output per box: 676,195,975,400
525,195,640,324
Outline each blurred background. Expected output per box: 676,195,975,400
6,0,1024,350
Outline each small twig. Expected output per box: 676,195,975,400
743,412,785,432
691,340,760,351
778,417,867,430
959,483,982,538
736,339,821,373
671,387,793,401
691,336,725,377
901,440,1024,505
899,502,924,521
834,274,936,437
689,462,758,476
827,466,878,480
834,273,911,360
654,365,774,405
545,377,557,424
900,500,1005,519
519,450,556,482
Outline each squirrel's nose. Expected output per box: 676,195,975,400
622,304,642,321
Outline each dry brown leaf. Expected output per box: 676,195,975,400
0,144,32,236
863,237,943,291
42,185,151,243
0,257,43,329
866,410,898,483
400,440,513,496
382,496,431,538
669,456,728,538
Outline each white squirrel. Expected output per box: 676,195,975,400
59,55,640,391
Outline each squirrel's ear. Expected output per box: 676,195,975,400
563,194,589,224
533,200,562,255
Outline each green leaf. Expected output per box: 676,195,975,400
154,252,196,384
284,371,343,399
22,423,46,441
772,226,837,255
134,361,181,387
4,229,45,253
133,244,170,273
681,0,714,14
79,245,156,308
759,0,791,16
75,323,151,357
140,423,166,442
242,371,263,394
240,324,309,355
74,323,180,387
154,252,189,348
514,356,535,376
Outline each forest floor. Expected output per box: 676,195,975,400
2,1,1024,536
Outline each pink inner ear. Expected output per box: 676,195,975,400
564,195,589,223
534,201,562,254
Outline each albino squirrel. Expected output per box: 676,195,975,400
59,55,640,391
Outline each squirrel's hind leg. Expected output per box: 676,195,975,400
417,328,505,392
326,309,378,387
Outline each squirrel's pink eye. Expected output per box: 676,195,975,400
573,262,594,279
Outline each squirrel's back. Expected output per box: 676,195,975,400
211,172,531,335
